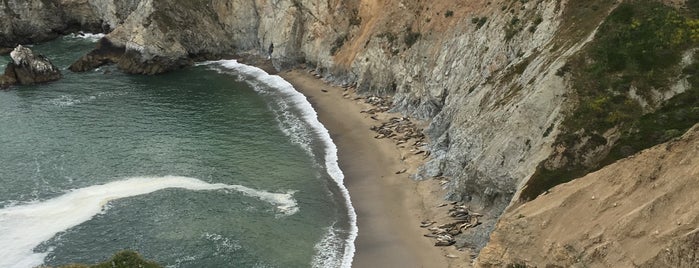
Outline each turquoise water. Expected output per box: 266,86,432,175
0,36,353,267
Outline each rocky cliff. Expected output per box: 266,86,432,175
2,0,698,257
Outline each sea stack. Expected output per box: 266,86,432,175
1,45,62,87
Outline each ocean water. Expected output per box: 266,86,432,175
0,35,355,268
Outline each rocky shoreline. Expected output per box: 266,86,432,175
3,1,698,266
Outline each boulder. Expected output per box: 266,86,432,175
1,45,61,87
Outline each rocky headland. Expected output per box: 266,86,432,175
2,0,698,266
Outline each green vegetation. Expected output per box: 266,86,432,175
330,34,347,55
567,1,699,133
377,32,397,44
505,16,523,40
521,1,699,201
528,15,543,33
404,28,421,47
472,16,488,30
56,250,162,268
445,10,454,18
349,8,362,26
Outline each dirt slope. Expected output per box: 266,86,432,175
476,124,699,268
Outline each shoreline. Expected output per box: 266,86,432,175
279,68,470,267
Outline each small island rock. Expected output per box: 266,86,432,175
1,45,62,87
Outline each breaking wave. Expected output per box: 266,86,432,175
0,176,297,268
200,60,358,268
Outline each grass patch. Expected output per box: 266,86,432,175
521,1,699,201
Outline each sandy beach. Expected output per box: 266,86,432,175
280,69,470,268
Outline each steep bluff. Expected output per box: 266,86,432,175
2,0,698,256
476,124,699,267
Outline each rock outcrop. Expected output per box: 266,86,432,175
476,124,699,268
1,45,61,87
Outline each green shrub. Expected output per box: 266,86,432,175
330,35,347,55
472,16,488,29
349,9,362,26
404,29,421,47
529,15,544,32
377,32,398,44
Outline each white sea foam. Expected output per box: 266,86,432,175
0,176,297,268
201,60,358,268
64,32,106,42
311,224,345,268
46,95,97,107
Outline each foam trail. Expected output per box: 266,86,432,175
311,224,344,268
0,176,297,268
64,32,105,42
202,60,358,268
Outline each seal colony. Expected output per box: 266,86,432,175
280,67,475,267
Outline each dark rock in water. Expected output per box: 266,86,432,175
116,50,192,75
0,47,12,55
69,38,125,72
6,45,62,85
70,38,192,75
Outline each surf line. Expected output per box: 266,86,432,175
202,60,359,268
0,176,297,268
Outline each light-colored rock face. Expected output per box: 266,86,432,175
476,124,699,268
83,0,141,29
11,45,56,72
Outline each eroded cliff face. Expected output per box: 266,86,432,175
2,0,697,256
476,124,699,268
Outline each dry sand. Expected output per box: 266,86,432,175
280,69,471,268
